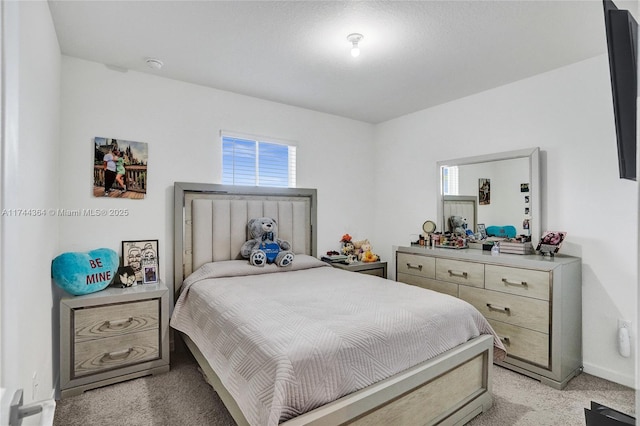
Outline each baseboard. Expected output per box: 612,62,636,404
583,362,635,388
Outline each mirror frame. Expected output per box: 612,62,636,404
436,147,541,244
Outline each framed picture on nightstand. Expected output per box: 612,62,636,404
143,264,158,284
122,239,159,283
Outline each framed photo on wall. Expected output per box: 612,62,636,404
122,239,159,283
93,136,149,199
479,178,490,205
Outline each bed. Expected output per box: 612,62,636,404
171,182,506,426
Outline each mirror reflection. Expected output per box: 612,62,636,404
437,148,540,245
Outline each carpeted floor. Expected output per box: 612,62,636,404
54,350,635,426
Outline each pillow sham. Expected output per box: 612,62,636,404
182,254,329,289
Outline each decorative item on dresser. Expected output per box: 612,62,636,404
59,281,170,397
395,245,582,389
122,239,159,284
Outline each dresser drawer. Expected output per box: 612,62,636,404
485,265,550,300
435,258,484,288
488,319,549,368
74,329,160,378
397,273,458,297
74,299,160,343
459,286,549,334
396,253,435,279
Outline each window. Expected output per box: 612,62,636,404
442,166,459,195
222,134,297,187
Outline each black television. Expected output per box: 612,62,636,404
602,0,637,181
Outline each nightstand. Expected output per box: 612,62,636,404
60,282,170,397
331,261,387,278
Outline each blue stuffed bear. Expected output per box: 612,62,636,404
240,218,294,267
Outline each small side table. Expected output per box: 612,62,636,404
331,261,387,278
60,281,170,397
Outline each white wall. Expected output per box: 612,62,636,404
58,56,376,290
0,0,61,404
373,55,638,386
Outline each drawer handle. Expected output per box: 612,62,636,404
502,278,528,287
100,317,134,331
101,348,133,362
501,336,511,345
448,270,468,279
486,303,511,313
407,263,423,271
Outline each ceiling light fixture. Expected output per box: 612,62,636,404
347,33,363,58
145,58,164,70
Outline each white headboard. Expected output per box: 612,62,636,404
443,195,477,234
174,182,317,297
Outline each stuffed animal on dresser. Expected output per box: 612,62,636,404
240,217,295,267
360,241,379,262
352,239,369,261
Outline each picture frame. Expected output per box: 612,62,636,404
93,136,149,199
478,178,490,205
143,264,158,284
477,223,487,239
121,239,159,283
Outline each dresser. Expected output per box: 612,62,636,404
60,282,170,397
395,245,582,389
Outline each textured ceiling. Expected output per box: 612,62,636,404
47,1,625,123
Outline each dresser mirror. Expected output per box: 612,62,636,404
436,147,541,244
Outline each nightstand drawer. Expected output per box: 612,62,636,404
485,265,550,300
396,253,435,279
74,299,159,343
435,258,484,288
74,329,160,377
459,286,549,334
488,319,549,368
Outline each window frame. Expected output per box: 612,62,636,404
221,131,297,188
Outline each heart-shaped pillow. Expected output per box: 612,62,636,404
52,248,119,295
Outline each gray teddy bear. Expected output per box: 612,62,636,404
240,217,295,267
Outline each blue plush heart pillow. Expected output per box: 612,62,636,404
52,248,119,296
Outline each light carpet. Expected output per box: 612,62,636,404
54,350,635,426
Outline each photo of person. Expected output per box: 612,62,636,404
102,146,117,197
114,149,127,193
143,265,158,284
93,136,148,198
479,178,490,205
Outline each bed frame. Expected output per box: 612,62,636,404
173,182,494,426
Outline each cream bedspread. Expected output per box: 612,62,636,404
171,255,506,426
